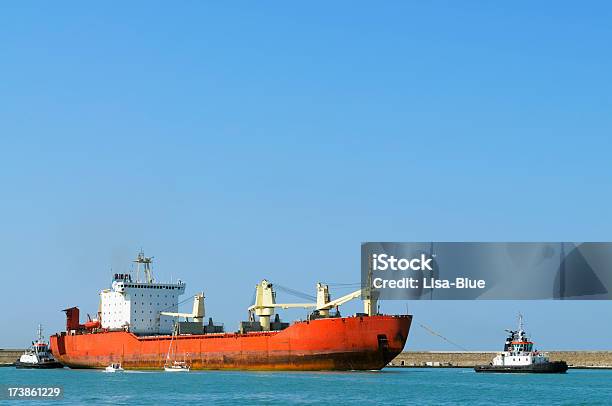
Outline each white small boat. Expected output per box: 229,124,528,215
164,361,190,372
104,363,124,373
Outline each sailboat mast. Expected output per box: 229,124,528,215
165,322,175,362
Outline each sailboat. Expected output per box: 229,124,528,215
164,322,190,372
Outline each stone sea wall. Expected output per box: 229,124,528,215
0,349,22,366
390,351,612,368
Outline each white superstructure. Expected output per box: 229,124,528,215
99,252,185,335
491,314,550,367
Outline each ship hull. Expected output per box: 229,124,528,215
50,315,411,371
474,361,568,373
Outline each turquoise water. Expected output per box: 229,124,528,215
2,367,612,405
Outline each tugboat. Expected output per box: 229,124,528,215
475,314,568,373
15,325,63,369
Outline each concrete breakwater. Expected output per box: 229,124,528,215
390,351,612,369
0,349,22,366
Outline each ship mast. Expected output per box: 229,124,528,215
133,251,155,283
165,325,174,365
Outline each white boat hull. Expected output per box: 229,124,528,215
164,367,190,372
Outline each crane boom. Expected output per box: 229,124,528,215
316,289,362,310
248,280,369,331
160,293,205,322
248,303,315,311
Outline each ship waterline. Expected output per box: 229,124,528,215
51,315,412,370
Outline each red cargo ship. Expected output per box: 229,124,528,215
50,252,412,371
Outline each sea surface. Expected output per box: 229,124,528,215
2,367,612,405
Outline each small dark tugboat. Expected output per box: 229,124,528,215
475,314,568,373
15,325,64,369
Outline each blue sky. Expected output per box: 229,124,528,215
1,2,611,349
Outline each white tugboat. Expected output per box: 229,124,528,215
475,314,568,373
15,325,63,369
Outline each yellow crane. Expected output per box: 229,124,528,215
247,280,376,330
